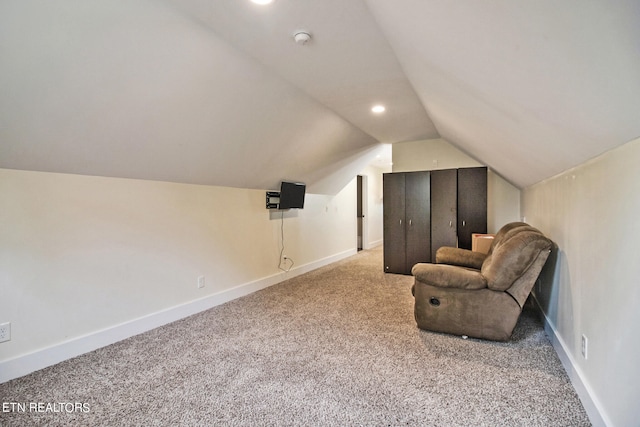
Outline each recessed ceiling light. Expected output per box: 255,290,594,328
371,105,386,114
251,0,273,5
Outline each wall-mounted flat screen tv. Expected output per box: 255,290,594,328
279,181,306,209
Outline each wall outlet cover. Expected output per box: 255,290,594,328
0,322,11,343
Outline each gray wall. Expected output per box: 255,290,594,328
522,136,640,427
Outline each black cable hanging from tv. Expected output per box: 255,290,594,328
278,211,294,272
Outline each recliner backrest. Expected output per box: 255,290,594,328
481,224,538,272
487,222,538,255
481,229,553,291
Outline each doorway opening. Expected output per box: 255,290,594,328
357,175,367,251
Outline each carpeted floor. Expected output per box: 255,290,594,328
0,247,590,426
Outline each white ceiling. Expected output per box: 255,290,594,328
1,0,638,192
166,0,438,144
367,0,640,188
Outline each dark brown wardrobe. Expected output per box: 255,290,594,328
383,167,487,274
383,171,431,274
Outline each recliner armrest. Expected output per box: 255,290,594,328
435,247,487,270
411,263,487,290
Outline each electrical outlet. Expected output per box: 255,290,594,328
197,276,205,289
581,334,588,359
0,322,11,343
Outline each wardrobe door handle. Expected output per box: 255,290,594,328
409,219,412,226
449,220,452,227
462,220,466,227
399,219,402,225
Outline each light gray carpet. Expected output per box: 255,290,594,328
0,247,590,426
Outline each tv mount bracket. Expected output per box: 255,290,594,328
266,191,280,209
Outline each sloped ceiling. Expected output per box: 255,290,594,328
1,0,639,193
366,0,640,188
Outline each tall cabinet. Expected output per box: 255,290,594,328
383,171,431,275
430,169,458,262
383,167,487,274
456,167,487,250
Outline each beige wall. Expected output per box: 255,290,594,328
487,170,521,233
0,169,358,375
522,137,640,427
392,138,521,233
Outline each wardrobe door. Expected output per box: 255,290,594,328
457,167,487,250
430,169,457,262
383,173,406,273
405,171,431,272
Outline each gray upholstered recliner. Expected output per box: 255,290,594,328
411,222,553,341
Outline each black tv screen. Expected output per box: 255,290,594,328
279,181,306,209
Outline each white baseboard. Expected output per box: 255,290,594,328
0,248,356,384
532,297,611,427
366,239,383,249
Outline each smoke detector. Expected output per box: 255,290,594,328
293,31,312,45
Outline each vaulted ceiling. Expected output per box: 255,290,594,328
1,0,638,193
